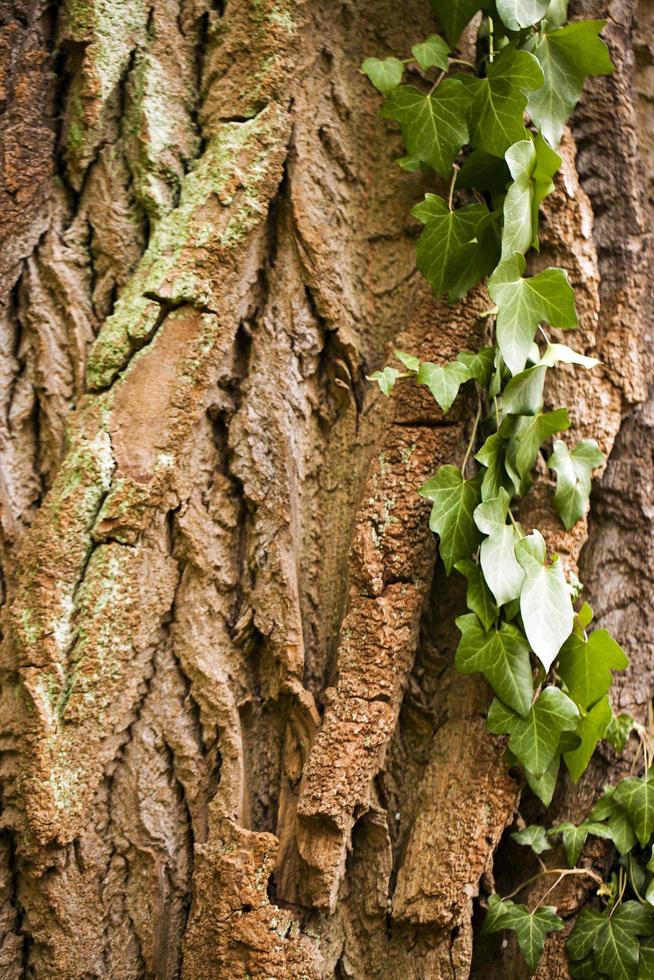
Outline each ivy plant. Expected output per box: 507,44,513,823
363,1,654,975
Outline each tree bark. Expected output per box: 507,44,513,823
0,0,651,977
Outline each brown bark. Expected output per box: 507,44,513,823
0,0,651,977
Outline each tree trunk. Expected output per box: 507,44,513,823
0,0,651,977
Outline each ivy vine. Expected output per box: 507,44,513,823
362,2,654,976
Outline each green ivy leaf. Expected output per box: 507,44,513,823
568,902,654,980
417,358,471,412
539,342,600,369
361,56,404,95
431,0,482,46
368,366,400,396
516,530,573,670
502,140,539,259
639,939,654,978
523,20,614,147
606,713,635,754
455,558,499,630
381,80,472,177
455,613,533,716
474,491,526,606
397,155,425,172
445,211,502,300
564,694,612,783
549,438,604,530
548,819,613,867
531,133,563,243
457,347,495,386
456,148,511,193
476,432,509,501
412,34,451,71
497,0,549,30
501,136,562,258
412,195,490,298
501,364,547,415
614,777,654,848
525,752,560,805
394,350,420,373
464,47,545,157
589,788,638,856
488,252,578,375
501,410,570,496
512,824,552,854
484,896,564,972
487,687,579,778
558,627,629,711
419,466,482,573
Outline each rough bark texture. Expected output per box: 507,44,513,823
0,0,651,977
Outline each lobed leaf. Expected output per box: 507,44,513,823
419,466,482,573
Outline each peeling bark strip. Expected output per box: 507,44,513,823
0,0,650,977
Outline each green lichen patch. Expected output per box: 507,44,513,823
87,104,291,390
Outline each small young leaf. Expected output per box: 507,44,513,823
539,342,600,369
417,359,471,413
361,57,404,95
381,81,473,177
456,613,533,716
558,627,629,711
368,367,400,396
488,252,578,375
411,34,450,71
487,687,579,778
549,819,612,867
605,712,635,754
512,824,552,854
419,466,482,573
455,558,499,630
394,349,420,373
549,438,604,530
516,530,574,671
589,788,638,856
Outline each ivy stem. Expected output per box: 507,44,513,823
428,70,446,95
532,872,566,912
449,57,476,69
448,164,460,210
609,867,627,917
488,16,495,63
509,508,523,536
462,402,482,477
502,867,604,902
628,854,647,905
